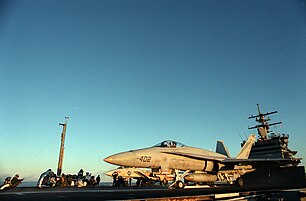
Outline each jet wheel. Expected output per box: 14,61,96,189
236,177,244,187
176,181,185,189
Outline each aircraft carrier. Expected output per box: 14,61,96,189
240,104,304,188
1,105,305,200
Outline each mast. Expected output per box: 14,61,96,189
57,116,69,176
246,104,300,162
248,104,282,140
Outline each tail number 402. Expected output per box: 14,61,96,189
139,156,151,162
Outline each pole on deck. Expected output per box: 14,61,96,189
57,117,69,176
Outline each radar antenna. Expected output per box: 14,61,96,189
248,104,281,140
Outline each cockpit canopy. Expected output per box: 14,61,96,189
154,140,185,148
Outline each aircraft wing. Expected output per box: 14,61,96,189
221,157,302,168
134,170,150,178
162,151,301,168
134,170,160,181
161,151,227,162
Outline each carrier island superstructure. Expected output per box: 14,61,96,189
240,104,304,188
245,104,300,165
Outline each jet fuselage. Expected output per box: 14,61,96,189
104,144,227,172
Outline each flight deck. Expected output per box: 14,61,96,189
1,185,306,201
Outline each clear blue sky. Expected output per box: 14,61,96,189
1,0,306,182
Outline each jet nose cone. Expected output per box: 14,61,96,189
103,156,113,164
104,151,135,166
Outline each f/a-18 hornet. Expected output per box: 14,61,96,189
104,134,257,188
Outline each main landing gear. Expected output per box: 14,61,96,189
169,169,190,189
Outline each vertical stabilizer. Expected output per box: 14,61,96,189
236,134,256,159
216,141,230,157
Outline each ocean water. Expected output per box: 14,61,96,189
19,181,37,187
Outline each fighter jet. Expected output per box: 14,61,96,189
105,167,151,179
104,134,257,188
105,167,173,186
